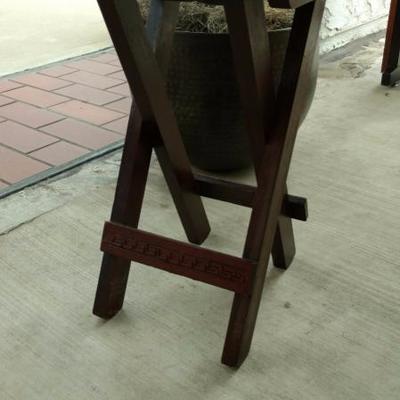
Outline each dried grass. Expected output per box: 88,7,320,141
139,1,293,33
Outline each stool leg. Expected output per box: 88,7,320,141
272,185,296,269
222,0,325,366
272,216,296,270
147,0,211,245
224,0,296,271
94,0,210,318
224,0,274,165
97,0,210,243
93,109,153,318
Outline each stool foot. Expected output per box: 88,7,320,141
93,254,131,319
272,216,296,270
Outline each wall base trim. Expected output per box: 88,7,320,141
320,15,388,54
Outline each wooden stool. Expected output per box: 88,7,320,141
93,0,325,367
382,0,400,85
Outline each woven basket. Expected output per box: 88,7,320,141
167,29,318,171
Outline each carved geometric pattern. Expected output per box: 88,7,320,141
102,222,254,293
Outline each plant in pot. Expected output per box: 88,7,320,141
140,1,319,171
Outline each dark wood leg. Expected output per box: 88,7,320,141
272,217,296,269
222,0,325,367
382,0,400,85
94,0,210,318
93,109,153,318
224,0,275,165
272,184,296,269
225,0,296,271
147,0,210,244
97,0,210,244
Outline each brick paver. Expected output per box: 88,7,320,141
91,53,119,63
40,65,78,78
0,80,22,92
0,48,131,192
0,121,58,152
41,119,121,150
54,84,123,106
0,95,14,106
109,59,122,67
30,141,89,166
4,86,69,108
0,102,64,128
65,59,121,76
11,73,72,91
107,71,126,81
105,97,132,114
0,145,49,184
60,70,121,90
107,83,130,97
50,100,124,125
103,116,129,135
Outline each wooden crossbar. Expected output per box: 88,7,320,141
194,174,308,221
102,222,254,293
194,174,255,207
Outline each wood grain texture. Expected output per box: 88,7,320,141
94,0,210,319
97,0,210,243
146,0,211,244
222,0,325,366
102,222,255,293
224,0,297,273
93,107,153,318
194,174,308,221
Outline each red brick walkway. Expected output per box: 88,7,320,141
0,49,131,193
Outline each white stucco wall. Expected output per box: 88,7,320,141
320,0,390,52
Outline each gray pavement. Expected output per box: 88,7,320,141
0,0,111,77
0,37,399,399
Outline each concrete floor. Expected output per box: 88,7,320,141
0,0,111,77
1,38,400,399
